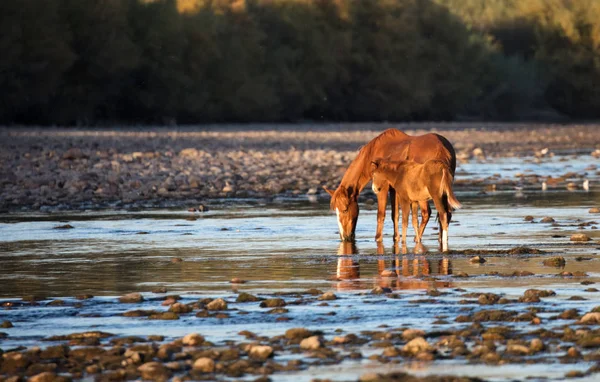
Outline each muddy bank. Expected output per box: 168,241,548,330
1,123,599,211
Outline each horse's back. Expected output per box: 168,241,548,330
388,133,455,175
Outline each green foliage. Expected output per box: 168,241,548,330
2,0,600,124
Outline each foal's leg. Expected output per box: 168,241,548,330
432,197,449,252
400,200,411,244
390,187,400,242
375,182,390,242
411,202,419,243
416,200,431,243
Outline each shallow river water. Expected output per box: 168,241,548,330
1,156,600,381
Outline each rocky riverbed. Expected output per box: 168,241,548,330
1,123,599,211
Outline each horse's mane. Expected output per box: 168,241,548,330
356,128,407,158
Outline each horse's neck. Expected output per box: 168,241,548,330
340,154,371,192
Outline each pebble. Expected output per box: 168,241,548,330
540,217,555,223
469,256,486,263
230,278,246,284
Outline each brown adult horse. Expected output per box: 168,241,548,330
323,128,456,242
371,159,461,251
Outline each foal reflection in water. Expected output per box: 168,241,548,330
335,242,452,291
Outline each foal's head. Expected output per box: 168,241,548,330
323,185,359,242
369,159,390,195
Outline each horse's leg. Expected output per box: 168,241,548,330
416,200,430,243
400,200,410,244
390,187,400,242
375,182,389,242
432,197,449,252
411,202,419,243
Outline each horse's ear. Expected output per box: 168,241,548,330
322,186,335,197
370,159,380,174
346,186,356,198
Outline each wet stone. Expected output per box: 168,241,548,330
28,372,71,382
472,310,518,322
236,292,260,302
152,287,167,294
206,298,227,311
53,224,74,229
371,286,392,295
1,320,13,328
192,357,215,373
580,312,600,324
558,309,580,320
123,309,156,317
543,256,566,267
524,215,534,221
119,293,144,303
478,293,501,305
402,337,434,356
318,292,337,301
590,207,600,214
168,303,193,314
469,256,486,263
40,345,69,360
260,298,286,308
571,233,591,242
148,312,179,320
248,345,274,360
182,333,205,346
285,328,314,341
300,336,323,350
230,278,246,284
540,217,555,223
138,362,171,381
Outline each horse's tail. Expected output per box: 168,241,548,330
440,166,461,211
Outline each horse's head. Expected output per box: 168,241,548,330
323,185,359,241
370,159,386,194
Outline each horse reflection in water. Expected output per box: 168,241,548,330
335,242,452,291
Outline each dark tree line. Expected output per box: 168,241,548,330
1,0,599,125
